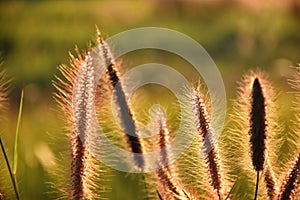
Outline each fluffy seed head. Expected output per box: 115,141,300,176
96,32,145,169
278,152,300,200
191,87,224,200
264,160,277,200
154,109,196,200
249,78,267,172
54,48,100,199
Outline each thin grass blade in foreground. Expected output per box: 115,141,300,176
0,67,18,199
13,89,24,174
191,86,225,200
277,152,300,200
11,89,24,200
0,137,19,200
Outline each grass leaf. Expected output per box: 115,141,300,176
13,88,24,175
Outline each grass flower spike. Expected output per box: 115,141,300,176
95,29,145,170
54,47,102,199
249,78,266,173
154,109,195,200
277,152,300,200
191,86,225,200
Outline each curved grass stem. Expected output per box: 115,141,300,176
0,138,19,200
13,88,24,175
254,171,259,200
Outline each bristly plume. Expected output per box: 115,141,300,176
249,77,271,200
284,67,300,166
0,67,10,112
156,110,172,173
0,65,10,200
154,109,195,200
277,152,300,200
191,87,224,200
95,28,144,169
249,78,267,172
226,70,278,199
54,47,101,199
264,160,277,200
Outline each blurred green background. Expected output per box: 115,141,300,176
0,0,299,199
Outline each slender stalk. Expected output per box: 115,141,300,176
225,178,238,200
157,190,163,200
0,138,19,200
254,171,259,200
13,88,24,175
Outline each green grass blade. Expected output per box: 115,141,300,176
13,88,24,175
225,177,239,200
0,138,20,200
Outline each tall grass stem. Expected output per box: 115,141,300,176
13,89,24,175
0,138,19,200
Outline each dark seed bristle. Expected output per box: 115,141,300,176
278,153,300,200
157,189,163,200
249,78,267,172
